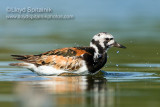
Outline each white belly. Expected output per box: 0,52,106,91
23,62,89,76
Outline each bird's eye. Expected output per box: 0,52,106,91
105,38,109,41
110,38,113,40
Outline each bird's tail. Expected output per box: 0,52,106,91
10,55,31,67
11,55,30,61
10,54,38,70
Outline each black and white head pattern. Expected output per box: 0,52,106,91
90,32,115,59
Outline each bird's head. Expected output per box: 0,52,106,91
90,32,126,53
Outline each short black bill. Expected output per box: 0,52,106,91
112,42,126,49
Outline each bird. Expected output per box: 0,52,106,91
10,32,126,76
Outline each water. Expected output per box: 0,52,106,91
0,62,160,107
1,0,160,106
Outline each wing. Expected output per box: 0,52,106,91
41,47,91,57
11,47,93,71
41,55,84,71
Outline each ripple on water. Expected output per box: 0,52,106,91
0,61,160,82
102,63,160,82
124,63,160,68
102,71,159,82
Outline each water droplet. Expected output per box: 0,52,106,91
117,51,119,54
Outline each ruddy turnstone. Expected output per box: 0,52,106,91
10,32,126,76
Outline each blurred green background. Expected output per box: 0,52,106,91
0,0,160,64
1,1,160,107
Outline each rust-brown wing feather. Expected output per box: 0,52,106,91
41,47,90,56
11,47,91,71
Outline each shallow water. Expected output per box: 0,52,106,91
1,1,160,106
0,61,160,107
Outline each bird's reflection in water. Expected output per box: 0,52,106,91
15,75,114,107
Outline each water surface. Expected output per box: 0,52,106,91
0,61,160,107
0,0,160,107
